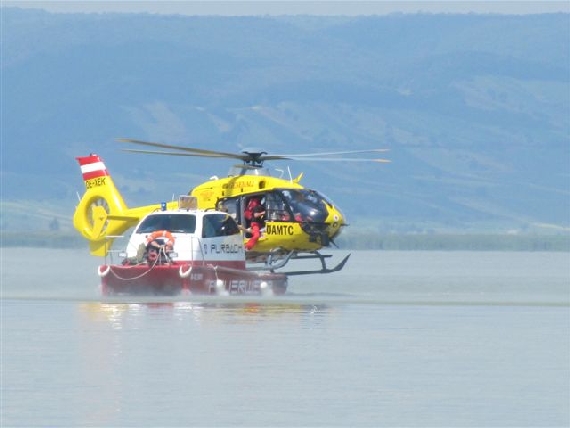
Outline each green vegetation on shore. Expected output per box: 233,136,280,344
336,231,570,252
1,231,86,249
1,231,568,252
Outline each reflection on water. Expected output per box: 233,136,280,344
63,300,339,426
79,301,329,330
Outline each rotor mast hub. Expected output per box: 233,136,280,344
241,149,268,168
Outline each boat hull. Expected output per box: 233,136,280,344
98,262,288,296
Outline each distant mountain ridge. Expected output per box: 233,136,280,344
1,8,568,234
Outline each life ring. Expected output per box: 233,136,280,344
146,230,175,247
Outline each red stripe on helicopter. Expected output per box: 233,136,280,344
76,154,109,181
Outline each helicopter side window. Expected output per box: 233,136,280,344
202,214,240,238
280,189,305,220
264,192,292,222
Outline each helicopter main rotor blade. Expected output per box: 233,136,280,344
291,157,391,163
122,148,390,163
120,148,227,157
277,148,389,158
119,138,389,164
118,138,247,160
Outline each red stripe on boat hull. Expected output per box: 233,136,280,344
98,260,287,296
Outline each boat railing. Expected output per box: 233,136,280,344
103,235,126,265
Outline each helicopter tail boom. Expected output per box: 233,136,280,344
74,154,162,256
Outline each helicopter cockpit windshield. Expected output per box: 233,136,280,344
278,189,329,223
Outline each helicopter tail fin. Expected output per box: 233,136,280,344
74,154,147,256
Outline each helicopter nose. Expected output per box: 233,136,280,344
327,206,346,239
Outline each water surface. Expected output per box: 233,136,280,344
2,249,569,427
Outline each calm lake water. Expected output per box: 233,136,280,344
1,248,569,427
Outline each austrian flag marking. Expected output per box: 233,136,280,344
76,154,109,181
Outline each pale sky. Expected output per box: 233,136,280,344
2,1,569,16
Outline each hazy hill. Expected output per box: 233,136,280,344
1,8,569,234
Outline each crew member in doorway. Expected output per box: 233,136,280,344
244,196,262,227
245,204,265,250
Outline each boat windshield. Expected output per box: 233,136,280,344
136,214,197,234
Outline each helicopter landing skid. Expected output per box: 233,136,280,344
284,252,351,276
247,250,351,276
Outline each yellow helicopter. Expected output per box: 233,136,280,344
73,138,389,271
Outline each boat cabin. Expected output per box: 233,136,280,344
122,196,245,265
